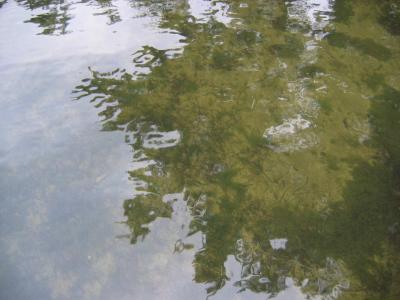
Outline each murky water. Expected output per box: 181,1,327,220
1,1,400,299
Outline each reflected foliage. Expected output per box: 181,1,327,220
25,5,71,35
332,0,353,23
13,0,131,34
0,0,7,8
74,0,400,299
91,0,121,25
16,0,71,35
325,32,391,61
379,0,400,36
122,194,173,243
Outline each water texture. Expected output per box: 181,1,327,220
1,0,400,299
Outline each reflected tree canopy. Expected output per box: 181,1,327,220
12,0,129,34
15,0,72,35
73,0,400,299
0,0,7,8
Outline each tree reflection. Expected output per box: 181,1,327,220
9,0,192,34
15,0,71,35
0,0,7,9
92,0,121,25
74,0,400,299
13,0,125,35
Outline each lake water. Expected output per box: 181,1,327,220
1,0,400,299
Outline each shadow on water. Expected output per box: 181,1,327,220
0,0,7,8
71,0,400,299
379,0,400,36
327,85,400,299
326,32,392,61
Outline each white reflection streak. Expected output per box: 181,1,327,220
126,125,181,196
269,238,288,250
265,0,334,152
143,129,181,149
188,0,232,25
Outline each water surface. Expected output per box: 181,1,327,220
1,0,400,299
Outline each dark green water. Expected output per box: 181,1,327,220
1,0,400,299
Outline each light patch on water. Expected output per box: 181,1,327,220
142,129,181,149
51,272,78,299
0,0,184,67
131,156,157,171
263,115,317,152
344,117,371,144
83,253,116,300
287,0,334,39
189,0,232,25
266,0,335,154
269,238,288,250
264,115,312,137
215,253,345,300
27,194,49,229
287,80,321,117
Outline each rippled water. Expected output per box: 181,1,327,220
1,1,400,299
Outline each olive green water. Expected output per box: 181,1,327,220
1,0,400,299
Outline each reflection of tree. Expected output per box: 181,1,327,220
14,0,127,34
16,0,71,35
122,194,173,244
92,0,121,25
132,0,189,17
16,0,60,10
0,0,7,9
379,0,400,36
26,5,71,35
11,0,191,35
74,0,400,299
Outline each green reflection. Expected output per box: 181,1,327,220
14,0,126,35
75,0,400,299
0,0,7,8
16,0,71,35
92,0,121,25
379,0,400,36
